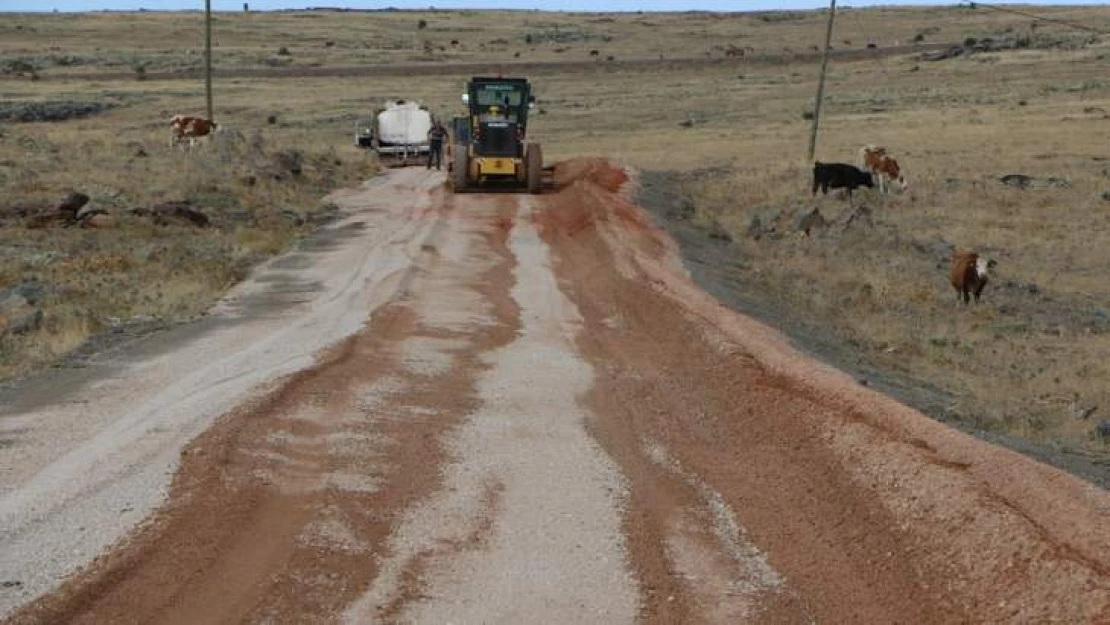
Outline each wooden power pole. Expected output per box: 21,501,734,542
807,0,837,162
205,0,214,121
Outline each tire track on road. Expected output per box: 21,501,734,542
343,195,641,625
4,178,522,624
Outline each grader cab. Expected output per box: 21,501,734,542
449,76,552,193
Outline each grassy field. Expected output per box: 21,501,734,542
5,5,1095,75
0,74,376,379
2,5,1109,457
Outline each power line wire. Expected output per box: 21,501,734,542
966,1,1110,36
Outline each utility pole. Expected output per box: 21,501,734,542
205,0,214,121
807,0,836,162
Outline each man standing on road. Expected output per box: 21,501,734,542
427,120,448,170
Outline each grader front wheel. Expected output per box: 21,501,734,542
526,143,543,194
451,144,469,192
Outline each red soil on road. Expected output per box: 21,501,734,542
4,161,1107,624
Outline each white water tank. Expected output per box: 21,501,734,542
376,100,433,147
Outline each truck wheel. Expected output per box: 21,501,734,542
452,144,469,192
526,143,543,194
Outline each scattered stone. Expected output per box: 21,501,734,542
843,204,874,230
1096,420,1110,440
57,191,90,216
312,202,342,225
80,213,116,229
1017,281,1039,295
0,59,36,75
158,202,209,228
921,46,963,62
1070,401,1098,420
747,215,769,240
706,220,732,242
25,211,72,229
280,209,306,226
667,198,695,221
0,101,113,123
227,210,255,225
999,174,1069,190
911,238,955,267
269,148,303,179
0,292,28,314
75,201,105,221
8,308,43,335
999,174,1033,189
136,200,210,228
794,206,827,236
0,282,48,307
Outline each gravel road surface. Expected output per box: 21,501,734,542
2,163,1106,624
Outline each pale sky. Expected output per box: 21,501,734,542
4,1,1109,13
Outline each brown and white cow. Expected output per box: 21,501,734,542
859,145,907,195
170,115,219,148
950,250,997,305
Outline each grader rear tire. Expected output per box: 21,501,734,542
526,143,543,194
451,144,469,192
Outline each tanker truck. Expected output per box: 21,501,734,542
354,100,434,167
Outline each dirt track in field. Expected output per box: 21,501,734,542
19,42,955,83
3,162,1108,624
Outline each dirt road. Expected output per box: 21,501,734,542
2,163,1108,624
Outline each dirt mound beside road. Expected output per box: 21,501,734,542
552,157,630,193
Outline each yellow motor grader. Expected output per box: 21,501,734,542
448,76,552,194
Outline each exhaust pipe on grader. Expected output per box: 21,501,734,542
448,76,554,194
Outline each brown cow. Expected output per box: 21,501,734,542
169,114,190,145
859,145,907,194
170,114,219,148
950,250,997,305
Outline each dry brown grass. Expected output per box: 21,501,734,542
3,6,1108,74
0,83,375,379
668,42,1110,453
2,5,1109,454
